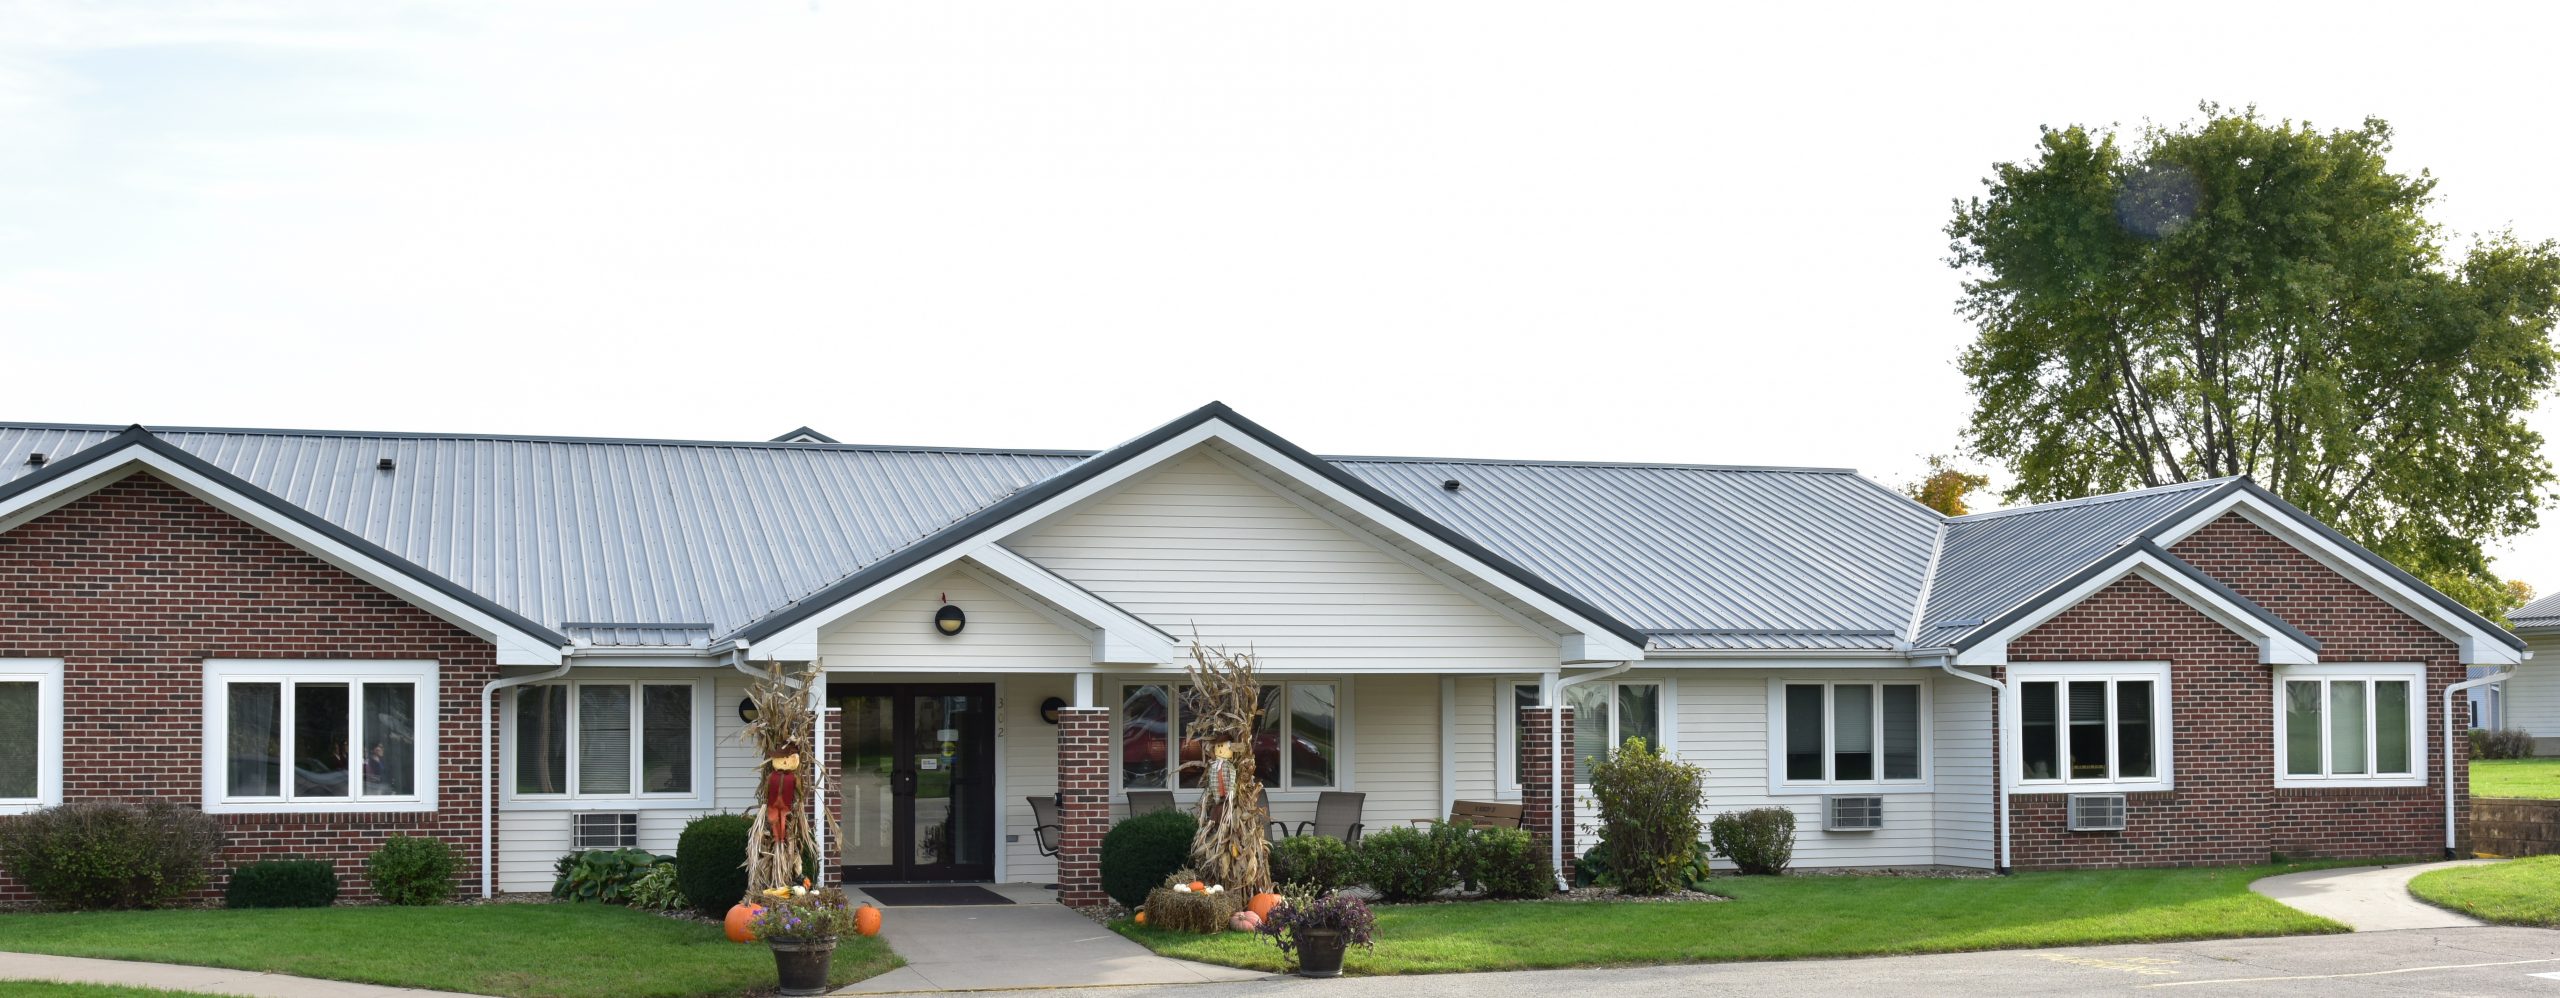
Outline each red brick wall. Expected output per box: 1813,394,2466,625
1517,704,1575,884
0,474,497,902
2005,512,2463,869
1053,707,1111,908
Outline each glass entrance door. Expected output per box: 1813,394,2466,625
832,683,995,882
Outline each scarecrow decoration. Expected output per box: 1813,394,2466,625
1175,638,1271,891
738,662,838,895
762,743,803,844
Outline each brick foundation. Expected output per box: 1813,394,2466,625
1517,704,1575,884
0,474,497,902
1054,707,1112,908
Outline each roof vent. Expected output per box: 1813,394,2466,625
376,457,395,471
1442,478,1462,492
24,452,43,467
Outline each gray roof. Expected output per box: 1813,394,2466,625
1915,479,2233,645
2512,591,2560,632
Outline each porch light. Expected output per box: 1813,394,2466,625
1039,696,1066,724
738,698,760,724
935,602,967,636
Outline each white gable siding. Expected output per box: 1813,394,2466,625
1006,454,1561,672
816,570,1097,672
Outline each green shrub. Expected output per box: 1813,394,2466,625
626,861,689,912
1709,807,1796,875
2472,728,2538,761
1427,821,1479,891
677,813,753,917
1589,737,1705,895
224,859,339,908
1356,825,1455,902
1100,809,1197,909
367,834,459,906
1572,836,1617,888
1272,833,1360,896
0,800,225,909
1467,826,1554,899
551,848,667,903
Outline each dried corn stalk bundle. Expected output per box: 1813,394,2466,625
1177,639,1272,891
738,662,839,896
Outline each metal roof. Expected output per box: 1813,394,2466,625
1916,479,2235,644
2509,591,2560,631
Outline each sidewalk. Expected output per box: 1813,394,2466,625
0,952,487,998
834,903,1266,993
2248,859,2495,931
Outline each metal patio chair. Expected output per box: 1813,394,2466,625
1269,790,1366,843
1028,794,1063,857
1125,789,1177,818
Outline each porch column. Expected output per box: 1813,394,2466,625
1055,706,1113,907
1518,704,1576,884
818,705,843,886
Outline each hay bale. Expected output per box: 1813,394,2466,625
1140,885,1241,934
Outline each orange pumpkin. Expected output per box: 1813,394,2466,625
855,903,884,938
1134,910,1147,925
1187,880,1207,892
723,903,763,943
1247,892,1282,920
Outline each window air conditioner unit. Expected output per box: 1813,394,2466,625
1824,795,1885,831
573,812,640,850
2067,794,2127,832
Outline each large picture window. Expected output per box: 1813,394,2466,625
0,660,64,814
202,661,437,813
2004,664,2172,793
1773,680,1926,789
1119,681,1339,792
1505,679,1665,787
513,680,702,799
2276,664,2424,787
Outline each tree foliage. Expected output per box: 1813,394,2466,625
1947,105,2560,617
1904,455,1992,516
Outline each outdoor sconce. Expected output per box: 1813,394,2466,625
935,601,967,636
737,698,760,724
1039,696,1066,724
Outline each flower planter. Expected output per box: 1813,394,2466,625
768,937,838,996
1294,927,1348,978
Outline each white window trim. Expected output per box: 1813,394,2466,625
0,659,65,815
1111,677,1352,801
503,677,715,810
2001,662,2175,795
1766,679,1934,795
2273,662,2428,789
1499,677,1673,791
200,660,439,815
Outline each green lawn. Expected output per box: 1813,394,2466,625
1117,864,2352,975
2473,758,2560,799
2408,856,2560,926
0,904,898,998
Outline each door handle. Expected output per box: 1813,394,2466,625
891,770,917,796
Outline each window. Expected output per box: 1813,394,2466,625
0,660,64,814
2276,664,2424,787
1505,679,1665,787
1119,681,1338,792
513,680,703,800
2004,664,2171,793
202,661,437,813
1773,680,1927,790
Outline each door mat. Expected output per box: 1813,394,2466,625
859,884,1016,906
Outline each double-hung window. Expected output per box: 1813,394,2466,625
202,660,439,813
512,680,704,801
1118,680,1339,792
2275,664,2424,788
1772,680,1927,791
2004,663,2172,793
0,659,64,814
1503,679,1665,787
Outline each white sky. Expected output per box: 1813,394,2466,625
3,2,2557,588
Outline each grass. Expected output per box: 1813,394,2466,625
1116,864,2353,975
2472,758,2560,799
2408,856,2560,926
0,904,899,998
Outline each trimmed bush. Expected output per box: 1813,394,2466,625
1709,807,1797,875
676,813,753,917
225,859,340,908
626,861,689,911
1589,737,1705,895
1572,836,1617,888
2472,728,2538,761
1272,833,1360,896
1356,825,1455,902
0,800,225,909
1101,808,1197,910
552,848,667,903
368,834,459,906
1467,826,1554,899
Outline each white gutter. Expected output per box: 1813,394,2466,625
2446,665,2516,857
481,655,574,898
1932,657,2010,873
1549,661,1636,888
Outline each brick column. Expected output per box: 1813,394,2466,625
1056,707,1114,908
1518,704,1575,885
819,705,843,886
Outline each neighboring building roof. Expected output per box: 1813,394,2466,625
1916,479,2234,646
2511,591,2560,633
771,427,839,444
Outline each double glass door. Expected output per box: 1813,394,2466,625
833,684,996,882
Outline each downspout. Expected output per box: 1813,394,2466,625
1930,655,2009,873
1550,661,1637,888
482,655,574,899
2446,665,2517,858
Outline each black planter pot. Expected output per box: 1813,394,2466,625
1294,927,1348,978
769,937,838,996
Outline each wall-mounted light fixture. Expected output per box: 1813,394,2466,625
935,598,966,637
738,697,760,724
1039,696,1066,724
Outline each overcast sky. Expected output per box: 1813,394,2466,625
4,2,2557,588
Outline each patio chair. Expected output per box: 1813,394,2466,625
1028,794,1063,857
1126,790,1176,818
1269,791,1365,843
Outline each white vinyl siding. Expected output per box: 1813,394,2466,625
1930,674,1996,868
1667,669,1963,869
2508,634,2560,748
814,571,1099,673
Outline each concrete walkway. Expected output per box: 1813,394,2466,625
834,902,1267,994
0,952,485,997
2248,859,2495,931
